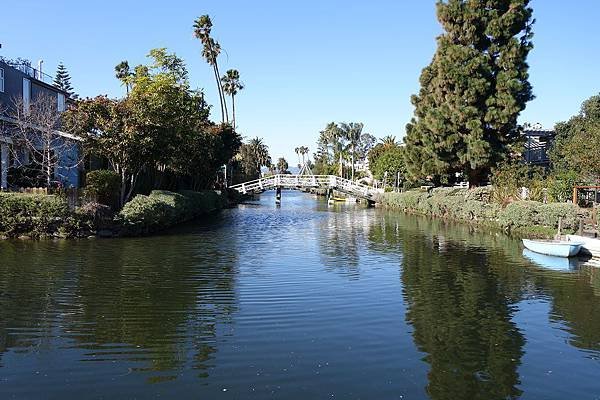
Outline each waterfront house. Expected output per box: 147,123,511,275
0,58,81,190
522,128,555,168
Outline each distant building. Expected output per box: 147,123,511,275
353,158,369,173
0,58,80,190
522,129,555,168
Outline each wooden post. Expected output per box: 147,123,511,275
276,186,282,205
326,188,334,204
573,186,578,205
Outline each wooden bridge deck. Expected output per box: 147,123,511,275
229,174,383,201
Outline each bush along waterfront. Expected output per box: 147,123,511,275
119,190,227,236
0,193,95,239
377,187,583,239
0,189,230,240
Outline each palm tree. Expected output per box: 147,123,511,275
339,122,364,181
381,135,398,148
193,15,228,123
276,157,289,174
249,137,271,176
323,122,345,177
294,147,301,169
299,146,309,165
221,69,244,130
114,60,132,94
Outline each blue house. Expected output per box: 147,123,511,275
0,58,81,190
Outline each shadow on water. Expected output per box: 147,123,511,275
367,210,600,399
0,231,239,386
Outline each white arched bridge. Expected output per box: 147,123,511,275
229,174,384,202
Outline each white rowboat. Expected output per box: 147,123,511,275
522,239,583,258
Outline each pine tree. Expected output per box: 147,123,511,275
404,0,535,186
53,62,78,99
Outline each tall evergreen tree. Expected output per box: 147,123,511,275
404,0,535,186
53,62,78,99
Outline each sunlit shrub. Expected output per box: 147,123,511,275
119,190,226,236
0,193,93,238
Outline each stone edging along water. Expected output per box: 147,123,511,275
375,187,586,239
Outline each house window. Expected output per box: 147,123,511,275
57,93,65,112
0,68,4,92
22,78,31,114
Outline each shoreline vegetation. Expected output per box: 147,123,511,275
0,186,591,241
0,190,234,240
376,187,584,239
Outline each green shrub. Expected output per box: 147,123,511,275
491,162,545,205
459,200,500,221
536,202,580,230
85,170,121,208
498,201,579,231
547,170,580,203
119,190,225,236
380,188,582,238
498,201,539,229
0,193,93,238
464,186,493,203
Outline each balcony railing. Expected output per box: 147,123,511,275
7,62,54,85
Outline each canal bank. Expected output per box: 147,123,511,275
376,187,586,238
0,189,235,240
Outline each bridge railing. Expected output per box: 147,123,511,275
229,174,383,199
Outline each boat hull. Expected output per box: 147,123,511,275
522,239,583,258
566,235,600,258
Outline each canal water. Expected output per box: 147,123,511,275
1,191,599,399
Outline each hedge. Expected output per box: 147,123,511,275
118,190,226,236
378,188,582,237
0,193,93,239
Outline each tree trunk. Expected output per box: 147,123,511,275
212,65,225,123
120,170,127,208
213,61,229,124
232,94,236,130
46,146,51,188
339,153,343,177
351,143,355,181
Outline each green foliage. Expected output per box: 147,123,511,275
234,137,271,182
404,0,534,186
53,62,77,99
369,146,406,183
276,157,289,174
119,190,225,236
546,170,580,203
550,94,600,181
490,162,545,205
0,193,93,238
498,201,579,231
379,186,580,237
64,48,242,204
85,170,120,208
380,189,499,221
314,122,373,178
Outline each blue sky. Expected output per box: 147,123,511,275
2,1,599,163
